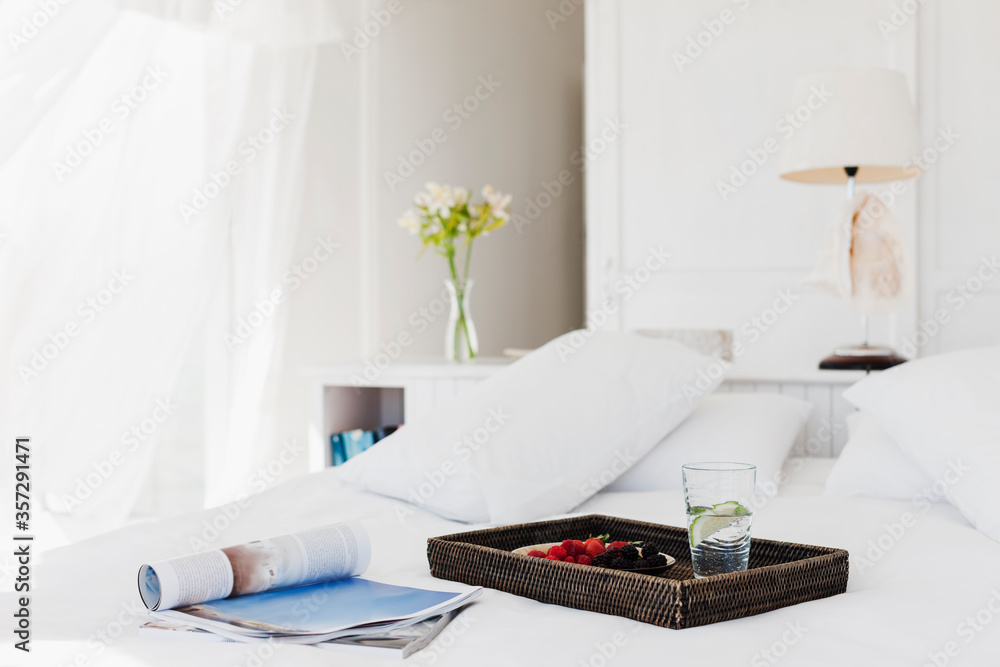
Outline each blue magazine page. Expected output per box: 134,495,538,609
163,577,469,636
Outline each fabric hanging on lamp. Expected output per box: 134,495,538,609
778,67,921,371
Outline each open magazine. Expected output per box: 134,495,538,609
139,611,461,659
137,521,480,648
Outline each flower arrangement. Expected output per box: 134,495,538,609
399,183,512,360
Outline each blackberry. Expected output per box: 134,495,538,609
634,558,651,569
641,542,661,557
605,546,621,557
646,553,668,567
592,553,609,567
620,544,640,561
607,558,627,570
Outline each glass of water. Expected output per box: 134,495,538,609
682,462,756,578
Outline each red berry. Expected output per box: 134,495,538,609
576,554,593,566
584,539,605,558
527,550,547,558
560,540,579,557
563,556,575,563
571,540,585,554
609,541,629,549
547,545,568,560
545,555,560,560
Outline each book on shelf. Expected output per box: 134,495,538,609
136,521,480,655
330,424,399,466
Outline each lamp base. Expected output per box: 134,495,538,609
819,344,907,371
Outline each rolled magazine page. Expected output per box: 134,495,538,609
138,521,371,611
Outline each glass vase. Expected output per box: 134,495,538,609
445,279,478,362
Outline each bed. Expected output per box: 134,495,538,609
20,337,1000,666
21,457,1000,666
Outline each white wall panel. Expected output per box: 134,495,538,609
588,0,1000,369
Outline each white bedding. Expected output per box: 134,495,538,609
13,458,1000,666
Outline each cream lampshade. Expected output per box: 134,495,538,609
778,67,921,371
779,67,922,185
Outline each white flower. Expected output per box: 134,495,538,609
417,181,463,219
398,210,421,235
482,185,512,214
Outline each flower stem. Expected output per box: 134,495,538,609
446,246,475,360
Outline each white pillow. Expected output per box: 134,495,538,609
337,330,724,523
842,346,1000,541
605,393,811,495
824,411,940,503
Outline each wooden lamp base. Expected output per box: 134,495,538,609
818,344,907,371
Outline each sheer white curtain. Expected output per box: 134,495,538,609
0,0,341,537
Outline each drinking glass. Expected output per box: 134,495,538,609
682,462,756,578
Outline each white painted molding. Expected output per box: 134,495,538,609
584,0,622,330
358,0,380,358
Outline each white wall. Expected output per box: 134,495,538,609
585,0,1000,370
276,0,586,479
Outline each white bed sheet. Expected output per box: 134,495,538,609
9,458,1000,666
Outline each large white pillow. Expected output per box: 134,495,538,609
337,330,724,524
842,346,1000,541
605,393,811,495
824,411,940,503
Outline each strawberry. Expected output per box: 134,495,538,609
609,541,629,550
527,550,547,558
563,557,576,563
547,545,568,560
584,539,605,558
576,554,593,566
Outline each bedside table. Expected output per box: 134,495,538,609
300,358,511,472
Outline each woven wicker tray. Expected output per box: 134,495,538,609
427,514,848,629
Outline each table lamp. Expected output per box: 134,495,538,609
778,67,922,370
